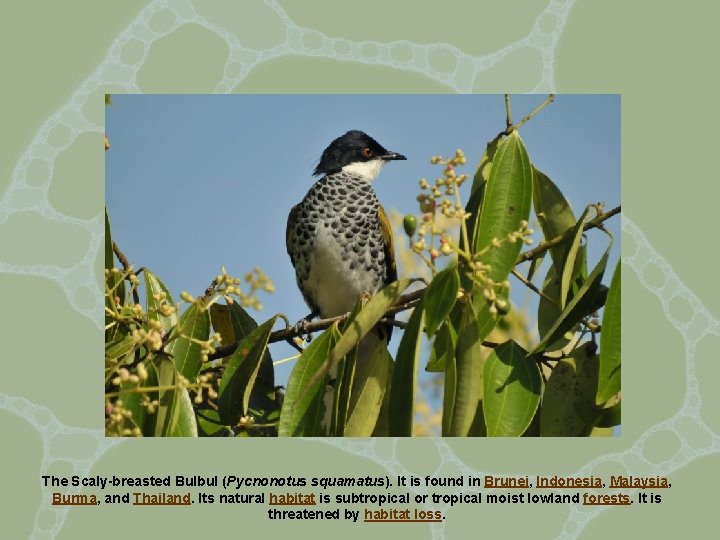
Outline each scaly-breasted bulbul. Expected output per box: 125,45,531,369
286,130,406,348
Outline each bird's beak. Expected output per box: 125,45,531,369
381,151,406,161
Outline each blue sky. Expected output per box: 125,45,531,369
106,94,620,387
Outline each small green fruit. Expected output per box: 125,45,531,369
403,215,417,237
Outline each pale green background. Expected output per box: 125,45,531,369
1,1,716,539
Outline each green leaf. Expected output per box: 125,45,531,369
227,300,263,340
560,207,591,309
209,304,235,343
446,302,486,436
305,279,412,392
471,136,500,194
216,301,275,391
245,387,283,437
597,260,621,405
483,340,541,436
165,302,210,382
442,341,457,436
593,401,621,428
472,130,533,282
105,332,135,363
104,207,115,272
279,325,341,436
465,136,502,248
119,357,196,438
522,407,541,437
532,243,611,354
426,321,456,372
171,386,199,437
196,409,230,437
345,343,393,436
217,316,277,425
153,355,177,436
104,208,125,341
468,131,533,339
371,378,393,437
330,300,365,436
537,267,573,351
144,270,177,334
332,278,411,361
467,407,488,436
532,168,578,269
153,354,196,437
331,342,356,437
103,207,124,290
540,342,600,436
210,302,277,435
118,369,153,436
389,299,425,436
424,266,459,337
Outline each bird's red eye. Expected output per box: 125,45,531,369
362,148,373,157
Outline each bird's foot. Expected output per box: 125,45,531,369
293,319,313,342
293,311,318,342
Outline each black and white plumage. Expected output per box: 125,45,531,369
286,130,406,324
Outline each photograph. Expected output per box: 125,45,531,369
104,94,620,437
6,2,719,537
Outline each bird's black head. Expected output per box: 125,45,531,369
313,130,406,178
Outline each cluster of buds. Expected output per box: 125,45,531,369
201,266,274,311
193,373,219,404
104,399,141,437
199,333,222,363
237,414,255,428
241,266,275,310
506,220,534,245
105,267,128,308
106,265,139,287
107,298,146,328
131,322,164,352
463,220,534,312
481,278,511,316
403,150,471,270
140,393,160,415
151,291,176,318
111,366,145,386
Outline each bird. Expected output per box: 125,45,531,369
286,130,406,346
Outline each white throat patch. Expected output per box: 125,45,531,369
341,159,385,182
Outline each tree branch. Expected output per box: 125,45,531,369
505,94,513,130
112,241,140,305
206,206,621,362
207,288,427,360
506,94,555,134
515,205,620,265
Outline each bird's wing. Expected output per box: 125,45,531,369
286,203,301,261
377,205,397,343
377,205,397,285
